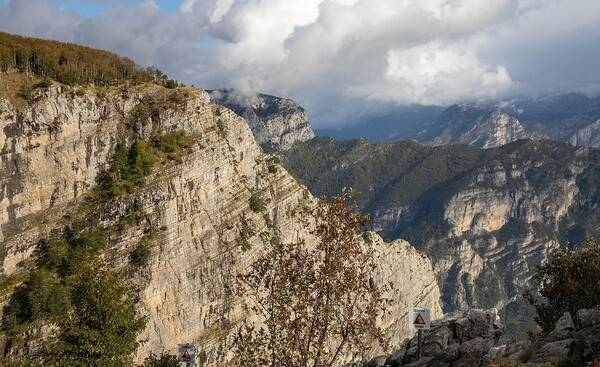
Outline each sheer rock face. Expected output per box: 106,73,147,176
405,155,583,315
209,89,315,152
422,105,528,148
0,85,440,365
370,236,443,350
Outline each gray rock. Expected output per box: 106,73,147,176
550,312,575,338
482,340,531,365
529,339,575,363
422,325,452,355
365,355,388,367
455,309,501,342
576,308,600,329
209,89,315,151
385,344,408,367
454,337,495,367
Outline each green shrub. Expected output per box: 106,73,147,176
97,141,156,198
33,78,52,89
249,193,266,213
50,261,147,366
216,119,226,137
143,352,179,367
525,239,600,333
3,269,71,330
164,79,178,89
130,242,151,268
152,131,191,154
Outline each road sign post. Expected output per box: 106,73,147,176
409,307,430,360
178,343,197,367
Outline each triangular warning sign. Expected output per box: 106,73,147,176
182,350,191,360
413,313,426,325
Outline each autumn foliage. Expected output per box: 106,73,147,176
234,190,389,367
0,32,154,86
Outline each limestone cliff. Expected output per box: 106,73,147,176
0,83,440,365
209,89,315,152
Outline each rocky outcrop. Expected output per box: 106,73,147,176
421,105,529,148
209,89,315,151
359,307,600,367
568,119,600,148
0,83,441,365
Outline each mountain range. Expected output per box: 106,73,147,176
319,94,600,149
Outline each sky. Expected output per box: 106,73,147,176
1,0,599,128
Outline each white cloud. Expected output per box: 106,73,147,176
1,0,599,127
346,42,514,105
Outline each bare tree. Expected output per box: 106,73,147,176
234,190,390,367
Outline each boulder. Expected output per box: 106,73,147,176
455,309,502,342
529,339,575,363
454,337,495,367
365,355,388,367
549,312,575,338
576,308,600,329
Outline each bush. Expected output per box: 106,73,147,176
143,353,179,367
249,193,266,213
50,261,146,366
234,191,388,367
164,79,178,89
130,242,151,268
525,239,600,333
3,269,71,330
152,131,191,154
97,141,156,198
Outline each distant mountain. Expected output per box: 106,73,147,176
209,89,315,151
418,104,529,148
280,137,600,336
319,93,600,149
501,93,600,148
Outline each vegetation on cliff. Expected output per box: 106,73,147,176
97,130,193,199
0,32,154,86
526,239,600,333
234,191,390,367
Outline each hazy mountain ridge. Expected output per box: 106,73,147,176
321,93,600,149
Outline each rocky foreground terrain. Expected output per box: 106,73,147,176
358,307,600,367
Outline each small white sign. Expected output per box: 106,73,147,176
409,307,431,330
178,344,196,364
